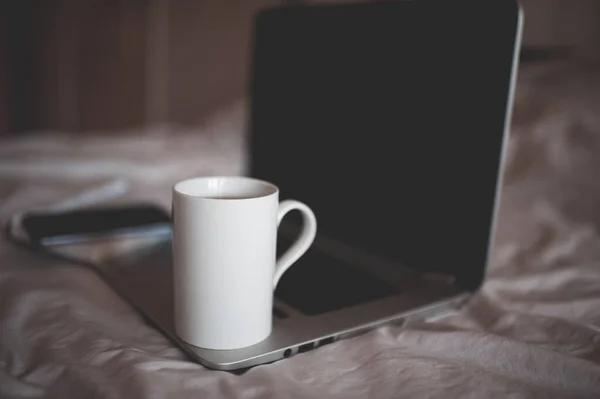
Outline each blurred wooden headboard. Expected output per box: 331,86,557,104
4,0,278,135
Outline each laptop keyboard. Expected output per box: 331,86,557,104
275,235,399,316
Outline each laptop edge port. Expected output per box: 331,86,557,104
298,342,314,353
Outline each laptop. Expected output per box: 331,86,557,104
75,0,522,371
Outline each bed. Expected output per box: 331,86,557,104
1,58,600,398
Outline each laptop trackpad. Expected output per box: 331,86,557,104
274,238,399,316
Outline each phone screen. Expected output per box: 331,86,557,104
22,204,171,245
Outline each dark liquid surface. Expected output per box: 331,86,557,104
202,196,252,200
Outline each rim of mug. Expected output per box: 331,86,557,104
173,176,279,200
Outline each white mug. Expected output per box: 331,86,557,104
172,176,317,350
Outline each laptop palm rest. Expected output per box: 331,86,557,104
99,237,466,371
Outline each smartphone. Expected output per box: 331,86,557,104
20,203,172,246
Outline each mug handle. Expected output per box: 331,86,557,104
272,199,317,289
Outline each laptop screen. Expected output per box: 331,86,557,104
249,0,521,291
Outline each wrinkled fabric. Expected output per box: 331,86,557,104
2,61,600,398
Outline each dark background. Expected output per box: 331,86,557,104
1,0,599,136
